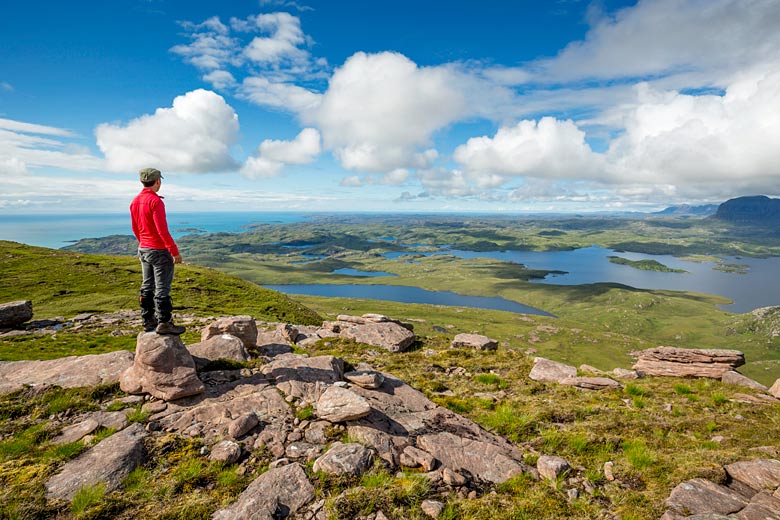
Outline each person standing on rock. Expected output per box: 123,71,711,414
130,167,185,335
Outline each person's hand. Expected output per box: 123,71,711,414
173,254,183,264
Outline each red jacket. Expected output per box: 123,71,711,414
130,188,180,256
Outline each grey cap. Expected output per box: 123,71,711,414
139,167,163,182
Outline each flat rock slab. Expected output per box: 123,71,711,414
212,462,314,520
721,371,768,392
666,478,749,515
0,350,134,394
633,347,745,378
450,333,498,351
152,373,292,442
261,355,344,403
0,300,33,328
188,334,249,365
46,423,148,501
559,376,623,390
735,492,780,520
529,357,577,383
725,459,780,491
316,385,371,422
344,370,384,389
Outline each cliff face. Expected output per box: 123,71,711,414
714,195,780,223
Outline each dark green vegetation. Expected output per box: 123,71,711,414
1,234,780,519
607,256,687,273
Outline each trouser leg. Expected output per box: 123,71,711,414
139,251,157,328
150,250,175,323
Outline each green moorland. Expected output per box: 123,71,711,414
63,214,780,384
607,256,687,273
0,241,779,519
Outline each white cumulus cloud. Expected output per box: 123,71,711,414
307,52,467,172
238,77,321,113
95,89,240,173
241,127,320,178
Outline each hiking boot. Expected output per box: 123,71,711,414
155,321,186,335
143,319,158,333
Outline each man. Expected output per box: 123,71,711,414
130,167,185,335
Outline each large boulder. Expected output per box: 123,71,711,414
632,347,745,378
528,357,577,383
665,478,749,516
46,423,148,501
721,371,768,392
341,321,415,352
212,462,314,520
120,332,204,401
725,459,780,491
201,316,258,349
0,300,33,328
188,334,249,366
261,355,344,402
0,350,134,394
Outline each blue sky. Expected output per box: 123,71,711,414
2,0,780,214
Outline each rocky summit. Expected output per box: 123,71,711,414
2,311,780,519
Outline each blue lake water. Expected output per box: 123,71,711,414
385,246,780,313
264,284,554,317
0,212,310,249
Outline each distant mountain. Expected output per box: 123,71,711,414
713,195,780,223
654,203,719,217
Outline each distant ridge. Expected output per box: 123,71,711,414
713,195,780,223
654,203,718,217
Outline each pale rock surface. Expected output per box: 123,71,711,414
537,455,572,480
228,413,259,439
209,440,242,464
0,300,33,328
201,316,258,348
450,333,498,351
421,499,445,519
188,334,249,365
725,459,780,491
612,368,642,379
316,385,372,422
721,371,768,392
559,376,623,390
528,357,577,383
312,442,374,476
341,321,415,352
344,370,385,389
0,350,134,394
632,347,745,378
120,332,204,401
769,378,780,399
51,418,100,445
400,445,437,471
261,355,344,402
212,462,314,520
666,478,749,516
46,423,148,500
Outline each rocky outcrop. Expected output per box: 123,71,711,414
450,333,498,351
559,376,623,390
721,371,768,392
340,320,415,352
663,458,780,519
0,300,33,328
632,347,745,378
201,316,258,348
0,350,134,394
212,462,314,520
344,370,384,389
316,385,372,422
45,423,148,500
261,354,344,402
120,332,204,401
768,378,780,399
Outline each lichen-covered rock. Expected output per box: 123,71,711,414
316,385,371,422
212,462,314,520
120,332,204,401
201,316,258,349
312,442,373,476
665,478,749,516
725,459,780,491
450,333,498,351
0,350,134,394
46,423,148,500
209,440,242,464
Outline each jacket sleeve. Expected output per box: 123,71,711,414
130,202,141,242
150,199,180,257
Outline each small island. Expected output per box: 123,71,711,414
608,256,687,273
